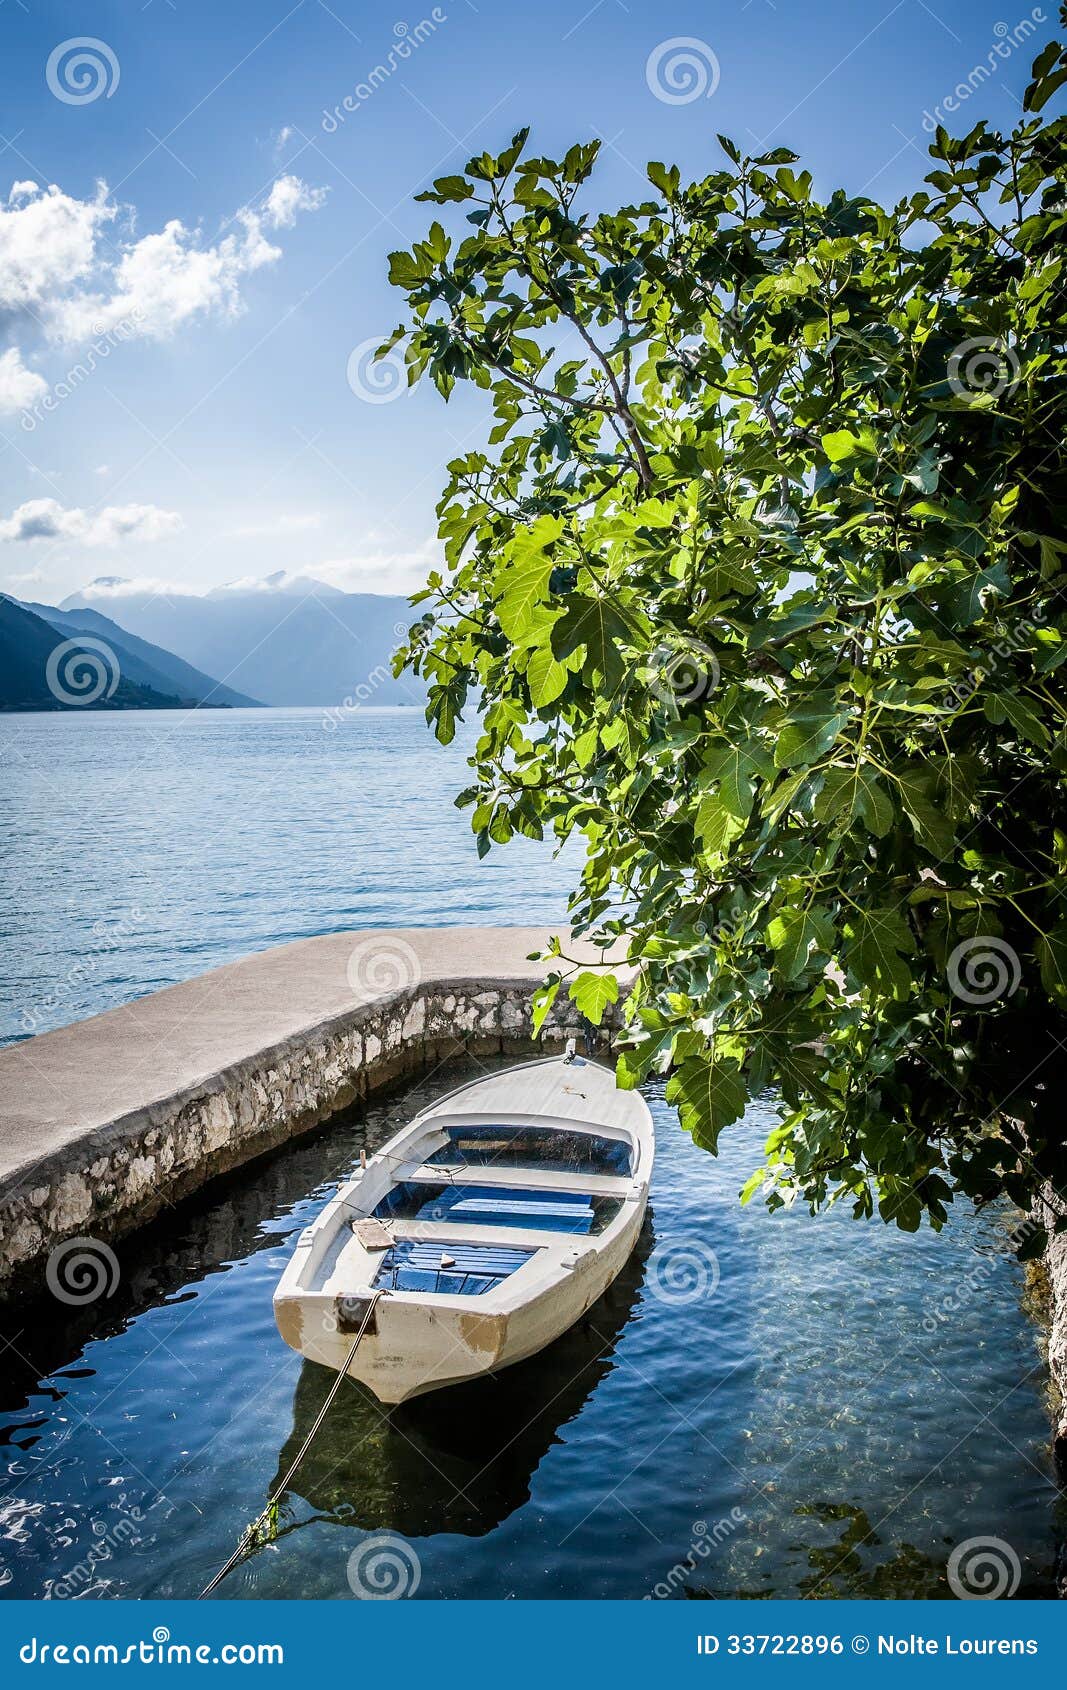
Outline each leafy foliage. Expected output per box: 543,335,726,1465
387,21,1067,1241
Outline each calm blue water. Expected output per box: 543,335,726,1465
0,709,575,1046
0,1070,1057,1601
0,711,1059,1599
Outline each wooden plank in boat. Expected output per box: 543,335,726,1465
352,1218,392,1250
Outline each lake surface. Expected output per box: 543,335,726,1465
0,709,575,1046
0,1064,1058,1600
0,710,1060,1599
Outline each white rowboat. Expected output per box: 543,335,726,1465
273,1051,654,1404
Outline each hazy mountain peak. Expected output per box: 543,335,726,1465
59,576,174,608
46,573,420,706
58,569,348,610
206,570,343,599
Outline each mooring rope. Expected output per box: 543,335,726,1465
198,1292,383,1599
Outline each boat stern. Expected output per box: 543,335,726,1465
273,1285,510,1405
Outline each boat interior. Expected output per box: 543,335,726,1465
300,1097,646,1303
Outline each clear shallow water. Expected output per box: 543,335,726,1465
0,708,576,1045
0,1064,1058,1600
0,710,1059,1599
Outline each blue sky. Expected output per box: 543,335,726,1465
0,0,1047,606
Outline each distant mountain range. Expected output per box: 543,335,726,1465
57,572,421,707
0,596,217,712
19,599,259,709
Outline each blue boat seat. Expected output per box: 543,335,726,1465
427,1185,594,1234
372,1239,534,1296
374,1182,605,1235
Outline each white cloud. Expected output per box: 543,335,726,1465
50,213,279,345
0,174,326,350
3,566,48,588
302,537,440,595
0,180,113,313
0,347,47,413
230,511,323,538
206,569,340,595
71,574,202,599
67,552,437,599
0,499,182,546
261,174,327,229
208,574,289,593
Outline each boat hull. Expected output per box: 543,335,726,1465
273,1054,653,1403
275,1190,645,1403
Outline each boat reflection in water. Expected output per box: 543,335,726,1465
269,1222,651,1539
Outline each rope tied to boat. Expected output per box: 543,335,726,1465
198,1290,383,1599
